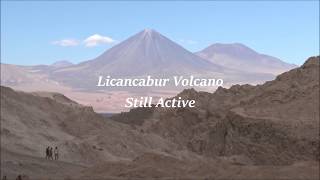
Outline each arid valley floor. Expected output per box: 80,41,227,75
1,56,319,179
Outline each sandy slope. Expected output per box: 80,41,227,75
1,56,319,179
0,86,182,178
1,149,86,180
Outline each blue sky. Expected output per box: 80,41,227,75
1,1,319,65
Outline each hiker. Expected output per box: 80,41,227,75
49,147,54,160
47,146,50,160
45,146,50,159
54,146,59,160
16,175,22,180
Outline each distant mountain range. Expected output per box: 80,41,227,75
196,43,296,75
51,60,74,68
0,29,298,112
50,29,227,89
1,29,296,90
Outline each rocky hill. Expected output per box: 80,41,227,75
113,56,319,166
1,56,318,179
0,86,182,179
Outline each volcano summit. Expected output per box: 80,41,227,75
49,29,277,89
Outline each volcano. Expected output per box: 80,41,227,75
196,43,297,75
51,29,225,87
80,29,223,76
51,29,275,89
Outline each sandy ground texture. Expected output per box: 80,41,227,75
1,56,319,180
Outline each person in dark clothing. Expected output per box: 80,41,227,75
50,147,54,160
48,147,52,160
2,175,7,180
46,146,50,159
16,175,22,180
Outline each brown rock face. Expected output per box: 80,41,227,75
119,56,319,165
0,86,180,179
1,56,319,179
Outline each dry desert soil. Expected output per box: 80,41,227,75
1,56,319,180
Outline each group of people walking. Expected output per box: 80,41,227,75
46,146,59,160
1,147,60,180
